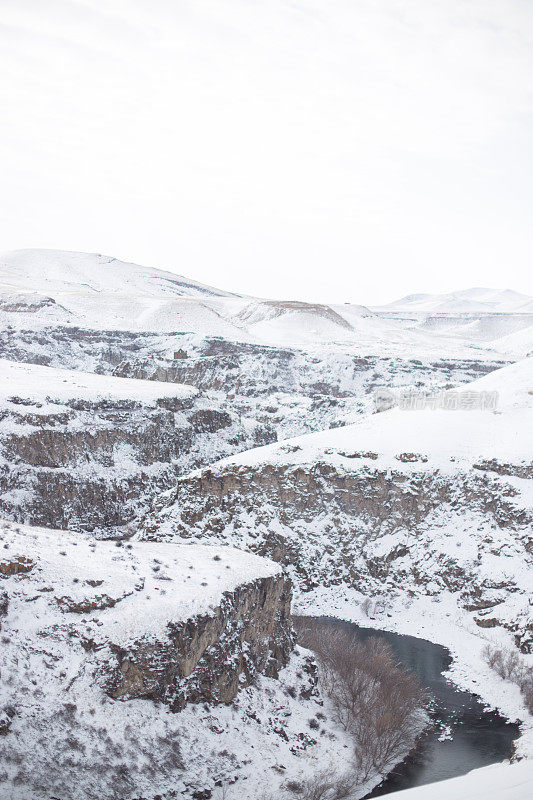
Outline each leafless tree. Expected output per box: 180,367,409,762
483,645,522,681
294,618,428,780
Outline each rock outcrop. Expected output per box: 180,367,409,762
0,520,293,709
107,572,292,710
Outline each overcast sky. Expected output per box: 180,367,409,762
1,0,532,304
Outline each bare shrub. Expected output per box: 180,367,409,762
295,619,428,780
519,672,533,714
482,645,522,681
483,644,533,714
289,768,359,799
255,768,359,800
360,598,373,618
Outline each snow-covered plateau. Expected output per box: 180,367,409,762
0,248,531,799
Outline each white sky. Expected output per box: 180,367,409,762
1,0,532,304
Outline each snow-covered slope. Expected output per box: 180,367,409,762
0,249,234,299
0,249,253,338
490,324,533,359
1,249,375,344
201,358,532,472
0,357,197,407
0,520,284,647
387,759,533,800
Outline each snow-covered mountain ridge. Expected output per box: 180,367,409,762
378,287,533,315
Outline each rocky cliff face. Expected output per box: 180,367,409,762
141,460,532,650
107,572,293,710
0,360,271,534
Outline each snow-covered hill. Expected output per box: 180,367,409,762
1,249,529,356
0,249,235,299
1,249,374,345
378,288,533,315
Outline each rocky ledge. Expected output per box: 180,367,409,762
107,572,293,710
0,519,300,799
0,520,293,707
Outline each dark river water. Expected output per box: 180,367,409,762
305,617,520,796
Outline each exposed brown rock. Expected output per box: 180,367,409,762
0,555,35,577
56,591,132,613
106,573,293,711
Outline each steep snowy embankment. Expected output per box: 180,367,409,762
384,759,533,800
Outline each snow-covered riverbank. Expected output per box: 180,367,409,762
295,587,533,759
